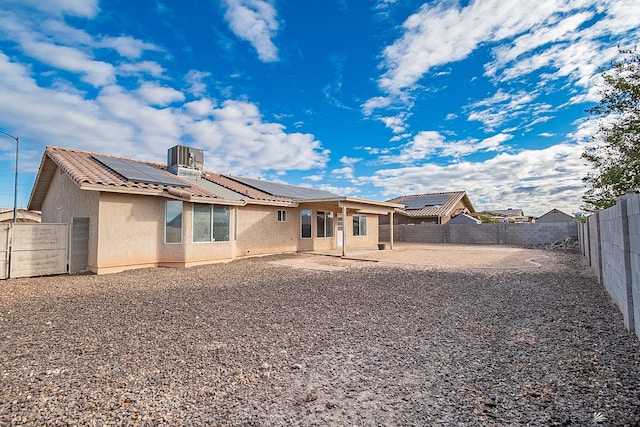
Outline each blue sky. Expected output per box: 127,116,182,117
0,0,639,217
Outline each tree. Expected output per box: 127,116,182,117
478,213,498,224
582,46,640,212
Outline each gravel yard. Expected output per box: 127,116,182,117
1,247,640,426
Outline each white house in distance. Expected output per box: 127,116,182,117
28,145,402,274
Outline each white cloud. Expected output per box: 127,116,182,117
361,142,589,216
366,0,640,131
184,99,216,117
331,166,354,179
466,89,552,131
340,156,360,167
136,83,185,106
185,100,329,173
3,0,99,18
303,174,324,182
118,61,166,78
377,0,554,95
0,53,329,176
362,96,392,116
380,130,511,164
185,70,211,96
99,36,160,60
224,0,280,62
380,113,410,133
21,40,115,86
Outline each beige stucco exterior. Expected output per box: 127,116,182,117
38,166,387,274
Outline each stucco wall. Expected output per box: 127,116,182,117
40,170,99,271
236,205,300,256
40,172,382,273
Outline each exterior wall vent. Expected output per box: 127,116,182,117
167,145,204,177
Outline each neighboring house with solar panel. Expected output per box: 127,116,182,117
380,192,476,225
473,208,534,223
28,145,402,274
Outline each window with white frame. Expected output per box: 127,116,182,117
165,201,183,244
316,211,334,238
277,209,287,222
353,214,367,236
193,204,230,242
301,209,312,239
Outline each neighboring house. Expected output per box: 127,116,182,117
448,213,481,225
28,145,402,274
537,208,575,223
474,208,534,223
0,208,41,223
381,191,476,225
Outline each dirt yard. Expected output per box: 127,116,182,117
1,245,639,426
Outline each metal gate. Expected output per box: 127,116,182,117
1,223,69,279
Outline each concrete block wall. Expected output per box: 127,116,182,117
626,196,640,336
578,193,639,339
507,222,578,245
599,202,634,331
381,222,577,247
402,224,445,243
448,224,501,244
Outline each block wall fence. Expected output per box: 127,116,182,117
379,221,578,246
579,193,640,340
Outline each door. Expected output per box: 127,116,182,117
337,214,343,247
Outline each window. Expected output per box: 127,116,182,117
277,209,287,222
301,209,312,239
165,201,183,243
193,204,230,242
353,214,367,236
316,211,334,238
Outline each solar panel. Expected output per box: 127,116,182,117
228,175,341,200
404,195,449,209
93,155,189,187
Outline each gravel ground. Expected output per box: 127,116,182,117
1,249,640,426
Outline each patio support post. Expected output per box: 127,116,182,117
389,211,394,250
342,205,347,257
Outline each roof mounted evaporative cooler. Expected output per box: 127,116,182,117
167,145,204,178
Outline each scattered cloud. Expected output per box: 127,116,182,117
366,0,640,133
466,89,552,131
361,142,589,216
135,82,185,106
223,0,280,62
379,130,511,165
185,70,211,96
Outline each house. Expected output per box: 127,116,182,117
380,191,476,225
28,145,402,275
448,213,481,225
536,208,575,223
474,208,534,223
0,208,41,223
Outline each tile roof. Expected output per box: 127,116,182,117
482,209,525,217
386,191,473,218
29,146,309,209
